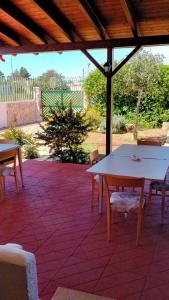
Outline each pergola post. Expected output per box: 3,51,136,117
82,46,141,156
106,48,113,155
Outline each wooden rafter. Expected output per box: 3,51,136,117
0,1,53,44
78,0,108,40
81,50,106,76
35,0,105,76
111,45,141,77
0,23,22,45
0,35,168,55
34,0,81,42
120,0,139,37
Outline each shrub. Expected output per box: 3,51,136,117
85,107,103,131
97,115,126,134
36,104,92,163
97,121,106,134
112,115,126,133
23,144,39,159
4,126,33,146
52,147,88,164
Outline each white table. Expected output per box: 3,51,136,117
112,144,169,160
87,144,169,213
0,144,24,187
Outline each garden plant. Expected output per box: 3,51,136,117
83,50,169,136
36,104,92,163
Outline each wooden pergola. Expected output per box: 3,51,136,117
0,0,169,155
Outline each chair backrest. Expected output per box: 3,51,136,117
89,149,100,166
137,139,162,146
0,244,39,300
0,148,17,167
104,175,145,208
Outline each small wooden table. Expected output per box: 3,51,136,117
52,287,115,300
0,144,24,187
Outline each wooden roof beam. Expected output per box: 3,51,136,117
34,0,105,76
0,23,22,45
81,50,106,76
79,0,109,40
34,0,81,42
0,1,53,44
120,0,139,37
35,0,108,78
0,35,168,55
110,45,142,77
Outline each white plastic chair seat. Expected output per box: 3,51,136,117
110,192,144,213
0,165,13,176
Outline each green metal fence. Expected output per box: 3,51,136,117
0,76,85,119
41,77,84,118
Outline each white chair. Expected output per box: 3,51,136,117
0,243,40,300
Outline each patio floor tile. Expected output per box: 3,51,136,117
1,160,169,300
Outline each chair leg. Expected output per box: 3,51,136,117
161,189,165,225
91,177,95,208
136,211,142,246
0,176,4,201
107,206,111,242
2,176,5,190
14,170,19,192
141,205,146,232
148,184,152,208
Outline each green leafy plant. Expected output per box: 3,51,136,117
112,115,126,133
36,104,92,163
97,115,126,134
23,144,39,159
4,126,34,146
83,51,169,129
83,69,106,116
53,147,88,163
85,107,103,131
97,121,106,134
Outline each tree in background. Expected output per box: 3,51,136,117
83,68,106,115
121,51,163,139
0,71,4,78
12,67,31,79
12,69,19,78
19,67,31,79
38,69,69,90
83,50,168,131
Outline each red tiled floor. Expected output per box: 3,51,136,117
1,160,169,300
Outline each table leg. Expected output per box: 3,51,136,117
99,175,103,214
18,147,24,187
161,188,165,225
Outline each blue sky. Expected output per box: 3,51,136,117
0,45,168,78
